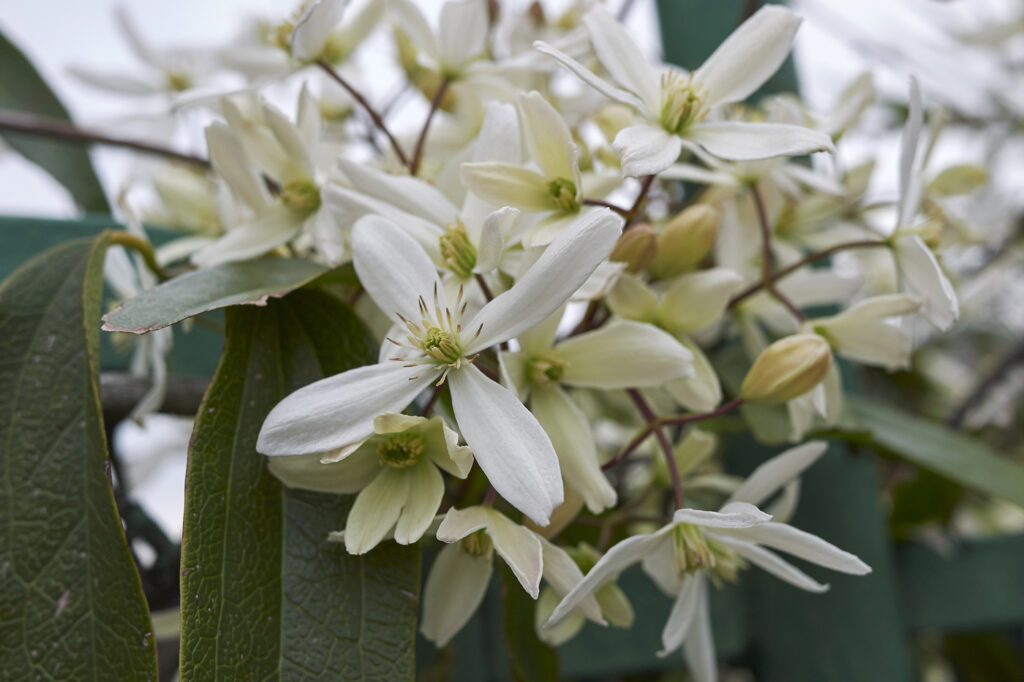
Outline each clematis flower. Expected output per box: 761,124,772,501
807,294,923,371
257,208,622,524
421,506,604,647
267,413,472,555
546,442,871,681
535,5,835,177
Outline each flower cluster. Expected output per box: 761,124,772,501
98,1,978,677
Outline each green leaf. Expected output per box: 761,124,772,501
850,398,1024,508
0,31,110,212
500,565,558,682
102,258,328,333
0,234,157,679
180,289,420,681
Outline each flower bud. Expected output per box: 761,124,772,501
740,334,832,404
650,204,718,278
610,224,657,273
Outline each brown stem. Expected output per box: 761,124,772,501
948,339,1024,428
409,79,449,176
474,273,494,302
626,389,684,509
317,61,409,166
623,174,656,226
0,108,209,167
419,383,443,417
750,184,805,322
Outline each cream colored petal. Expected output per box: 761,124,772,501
554,320,694,389
661,268,745,334
538,536,604,623
268,447,380,494
606,272,660,322
420,543,493,646
687,121,834,162
344,468,411,554
665,338,722,413
519,91,577,181
658,575,702,656
393,462,445,545
460,162,554,212
613,124,684,177
582,5,661,112
727,441,826,507
486,509,545,598
536,588,586,646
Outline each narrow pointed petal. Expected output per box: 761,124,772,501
474,207,513,273
449,366,563,525
257,362,435,455
291,0,350,60
460,162,554,212
533,41,649,112
613,124,684,177
421,544,493,646
344,468,411,554
715,536,829,593
466,209,622,351
893,234,958,331
731,522,872,575
665,339,722,413
693,5,801,107
727,441,827,507
487,509,545,598
547,530,671,627
539,537,605,623
323,185,444,259
641,538,685,595
897,76,924,229
393,462,445,545
661,268,745,334
438,0,488,69
532,386,617,514
436,506,492,541
268,448,380,494
554,320,694,388
519,91,577,180
351,215,446,323
191,205,303,267
339,158,459,226
582,6,661,112
681,580,717,682
516,305,564,357
658,576,702,656
205,122,270,211
262,101,313,177
68,66,166,95
672,503,772,529
687,121,834,161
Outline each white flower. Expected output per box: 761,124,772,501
546,443,870,681
535,6,834,177
421,506,603,646
257,208,622,524
268,413,472,554
808,294,923,370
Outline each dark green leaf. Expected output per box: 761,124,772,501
0,234,157,680
102,258,327,333
0,31,110,212
850,398,1024,508
500,565,558,682
180,289,420,681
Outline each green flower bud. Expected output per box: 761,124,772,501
610,224,657,273
740,334,832,404
650,204,718,278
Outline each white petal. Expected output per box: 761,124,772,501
420,543,493,646
466,209,622,351
546,530,670,628
687,121,834,161
449,366,563,525
532,386,617,514
519,91,577,181
388,0,438,59
436,505,492,541
582,6,661,113
660,162,739,187
487,509,545,598
423,418,474,478
191,205,304,267
291,0,350,60
351,215,445,323
257,362,435,455
533,40,649,112
268,448,380,494
554,320,694,388
641,538,685,596
658,576,702,657
262,101,313,178
681,579,717,682
727,441,826,507
205,122,269,212
393,462,445,545
730,522,872,575
613,124,684,177
339,158,459,226
536,588,586,646
473,101,522,165
606,271,660,321
665,339,722,413
344,468,410,554
114,7,160,66
459,162,554,212
715,535,829,593
897,76,924,229
516,305,564,357
893,234,958,331
473,207,513,273
323,185,443,260
438,0,488,68
67,66,165,95
538,537,605,623
661,267,745,334
693,5,801,107
672,503,772,529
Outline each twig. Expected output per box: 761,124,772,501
409,79,449,176
750,184,805,321
623,174,656,227
0,108,209,167
109,232,169,280
947,339,1024,427
474,273,494,302
317,61,409,167
419,383,443,417
100,373,209,425
626,389,684,509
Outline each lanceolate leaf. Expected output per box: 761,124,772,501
850,398,1024,508
0,234,157,679
0,31,110,213
102,258,328,333
180,289,420,681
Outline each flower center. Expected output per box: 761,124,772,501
280,179,322,213
166,71,192,92
660,72,709,135
439,219,477,280
418,325,465,366
528,355,567,387
547,178,579,212
271,21,294,51
377,433,425,468
460,529,494,558
388,284,480,385
671,523,744,584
